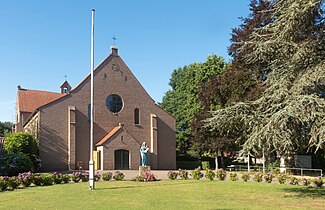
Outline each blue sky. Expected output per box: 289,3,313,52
0,0,250,122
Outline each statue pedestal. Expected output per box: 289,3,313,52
139,166,151,175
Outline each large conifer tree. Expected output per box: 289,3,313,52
205,0,325,158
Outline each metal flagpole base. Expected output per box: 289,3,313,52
89,160,95,190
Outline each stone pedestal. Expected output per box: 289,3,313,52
139,166,151,175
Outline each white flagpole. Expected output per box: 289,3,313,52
89,8,95,190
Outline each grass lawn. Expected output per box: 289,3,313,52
0,180,324,210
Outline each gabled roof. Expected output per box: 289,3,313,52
17,88,65,113
96,126,122,146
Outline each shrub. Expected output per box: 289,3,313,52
62,174,70,183
131,175,145,182
216,169,227,181
288,177,299,185
0,153,34,176
277,174,287,184
201,161,210,170
241,172,250,182
0,177,7,191
205,169,215,181
102,172,112,181
143,172,157,181
167,171,178,180
229,173,238,181
313,176,324,187
32,173,42,186
94,172,101,182
253,173,263,182
301,178,310,186
71,172,82,183
7,177,19,190
4,132,38,156
113,171,125,181
178,169,189,180
264,172,273,183
53,172,63,184
17,171,33,187
81,172,89,182
40,174,54,186
191,167,203,180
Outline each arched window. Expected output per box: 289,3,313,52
134,108,140,125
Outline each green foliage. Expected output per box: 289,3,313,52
253,173,263,182
191,167,203,180
160,55,227,155
113,171,125,181
229,173,238,181
178,169,189,180
205,0,325,158
40,174,54,186
312,176,323,187
264,172,273,183
277,174,287,184
0,121,13,137
205,169,215,181
288,177,299,185
167,171,178,180
216,169,227,181
0,153,34,176
241,172,250,182
4,132,38,156
201,161,210,170
102,172,112,181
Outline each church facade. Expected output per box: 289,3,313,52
16,47,176,171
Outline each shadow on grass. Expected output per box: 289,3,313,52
96,181,198,191
282,187,325,198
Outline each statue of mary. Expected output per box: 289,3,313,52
140,142,149,166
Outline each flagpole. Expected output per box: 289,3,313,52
89,8,95,190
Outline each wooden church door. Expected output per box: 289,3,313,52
114,149,129,170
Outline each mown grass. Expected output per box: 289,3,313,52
0,180,324,210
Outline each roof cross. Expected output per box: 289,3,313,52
112,36,117,45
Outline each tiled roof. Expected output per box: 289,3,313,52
18,88,65,113
96,126,122,146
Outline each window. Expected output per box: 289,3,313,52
134,108,140,125
106,94,123,113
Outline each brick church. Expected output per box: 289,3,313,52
15,46,176,171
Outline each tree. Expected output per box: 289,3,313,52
0,121,13,137
205,0,325,162
160,55,227,155
4,132,38,157
191,0,273,166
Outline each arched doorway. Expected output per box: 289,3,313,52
114,149,129,170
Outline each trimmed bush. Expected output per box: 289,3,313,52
253,173,263,182
313,176,324,187
40,174,54,186
264,172,273,183
301,178,310,186
229,173,238,181
167,171,178,180
216,169,227,181
178,169,189,180
191,167,203,180
277,174,287,184
205,169,215,181
288,177,299,185
102,172,112,181
113,171,125,181
241,172,250,182
0,153,34,176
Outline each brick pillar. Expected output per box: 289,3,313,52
68,106,76,170
150,114,158,169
